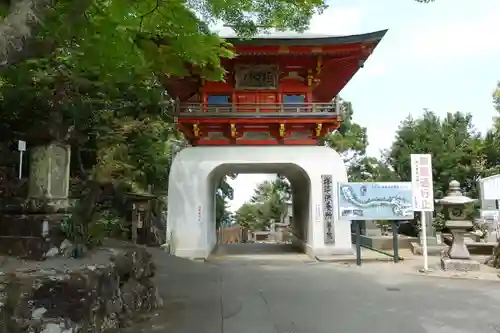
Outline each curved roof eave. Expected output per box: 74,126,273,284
221,29,388,46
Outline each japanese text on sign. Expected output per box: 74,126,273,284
321,175,334,243
411,154,434,211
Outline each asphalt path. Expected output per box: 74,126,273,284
130,244,500,333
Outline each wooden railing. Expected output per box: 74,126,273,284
176,102,340,115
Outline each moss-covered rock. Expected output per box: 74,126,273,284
0,243,162,333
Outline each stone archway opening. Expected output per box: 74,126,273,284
208,163,311,256
166,146,352,259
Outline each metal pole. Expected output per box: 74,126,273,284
421,212,429,271
355,221,361,266
392,220,399,263
18,151,23,179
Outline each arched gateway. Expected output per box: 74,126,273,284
168,146,348,258
164,29,387,259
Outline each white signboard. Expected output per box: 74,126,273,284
481,210,499,221
411,154,434,212
480,174,500,200
481,210,500,240
18,140,26,151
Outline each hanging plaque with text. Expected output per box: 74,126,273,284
235,65,278,89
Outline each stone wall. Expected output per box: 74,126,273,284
0,198,69,260
0,241,163,332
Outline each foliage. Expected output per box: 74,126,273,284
432,212,446,231
493,82,500,113
323,99,367,163
0,0,336,247
234,203,261,230
384,110,483,198
234,176,290,231
322,98,394,182
0,0,436,70
1,0,329,77
348,156,396,182
216,174,236,228
478,84,500,177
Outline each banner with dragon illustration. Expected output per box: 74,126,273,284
337,182,414,220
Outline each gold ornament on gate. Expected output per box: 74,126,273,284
230,123,237,138
279,124,286,137
193,124,200,137
315,123,323,137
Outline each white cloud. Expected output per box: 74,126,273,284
227,174,276,212
363,1,500,76
400,9,500,63
307,7,363,35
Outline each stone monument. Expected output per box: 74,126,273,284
420,211,438,246
437,180,480,271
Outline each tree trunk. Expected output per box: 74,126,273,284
0,0,52,66
0,0,92,67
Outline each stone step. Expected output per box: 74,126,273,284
0,198,70,214
0,236,48,260
410,242,447,256
0,214,68,238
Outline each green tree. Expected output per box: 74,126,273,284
493,81,500,113
473,82,500,177
239,177,290,230
321,98,395,182
349,156,396,182
0,0,436,69
216,174,236,228
234,203,261,230
0,0,328,69
323,99,367,163
384,110,482,197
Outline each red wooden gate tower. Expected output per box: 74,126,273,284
164,30,387,146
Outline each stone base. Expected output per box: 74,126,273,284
351,233,416,250
419,236,438,246
0,213,68,260
410,242,447,256
441,257,481,271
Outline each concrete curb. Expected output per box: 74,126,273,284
406,270,500,282
315,256,398,263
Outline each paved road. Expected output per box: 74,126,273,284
134,244,500,333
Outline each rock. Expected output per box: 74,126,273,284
59,239,73,257
31,307,47,320
0,244,162,333
45,247,60,258
41,323,63,333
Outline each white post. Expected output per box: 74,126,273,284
18,151,23,179
421,212,429,271
17,140,26,180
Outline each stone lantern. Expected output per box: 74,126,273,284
435,180,480,271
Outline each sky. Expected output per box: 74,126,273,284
224,0,500,212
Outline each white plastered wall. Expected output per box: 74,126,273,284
166,146,352,259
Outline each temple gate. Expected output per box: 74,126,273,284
164,30,387,259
